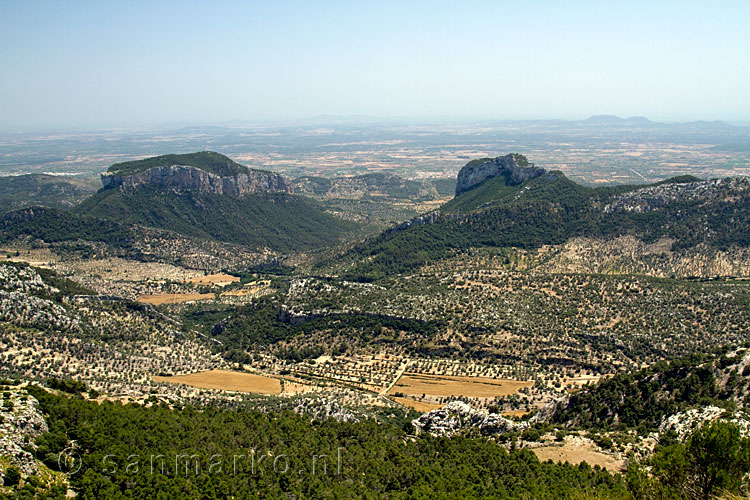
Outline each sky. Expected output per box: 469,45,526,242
1,0,749,130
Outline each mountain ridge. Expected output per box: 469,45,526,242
331,155,750,279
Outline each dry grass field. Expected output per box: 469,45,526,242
138,293,214,305
501,409,530,418
153,369,281,394
388,373,533,398
0,247,58,268
531,443,625,473
187,273,240,286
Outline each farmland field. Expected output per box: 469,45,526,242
138,293,214,305
153,369,282,394
388,373,533,398
187,273,240,286
531,442,625,473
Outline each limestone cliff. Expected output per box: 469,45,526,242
455,154,545,195
101,164,292,196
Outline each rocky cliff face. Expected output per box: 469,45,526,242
455,154,546,195
101,165,292,196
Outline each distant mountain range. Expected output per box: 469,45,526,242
577,115,733,128
2,152,748,276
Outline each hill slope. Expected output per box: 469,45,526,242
0,174,95,213
76,186,358,252
0,206,271,270
547,348,750,430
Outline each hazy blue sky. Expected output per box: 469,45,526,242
1,1,748,129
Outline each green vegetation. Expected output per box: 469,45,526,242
429,177,457,197
464,157,496,167
463,154,530,170
337,172,749,280
0,208,137,249
45,378,88,394
552,354,725,431
183,295,446,363
106,151,255,177
24,386,630,499
76,187,359,252
2,465,21,487
652,175,702,185
629,421,750,500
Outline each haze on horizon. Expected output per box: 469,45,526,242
1,0,749,131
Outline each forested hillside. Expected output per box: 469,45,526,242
76,187,359,252
549,352,748,430
19,386,629,499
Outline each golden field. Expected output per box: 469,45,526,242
153,369,281,394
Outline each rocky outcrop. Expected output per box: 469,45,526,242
455,154,545,195
659,406,750,441
603,177,750,213
386,210,444,235
0,264,81,332
0,388,48,475
101,165,292,196
412,401,528,436
529,396,570,424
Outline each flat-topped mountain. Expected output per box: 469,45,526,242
101,151,291,196
50,152,360,252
